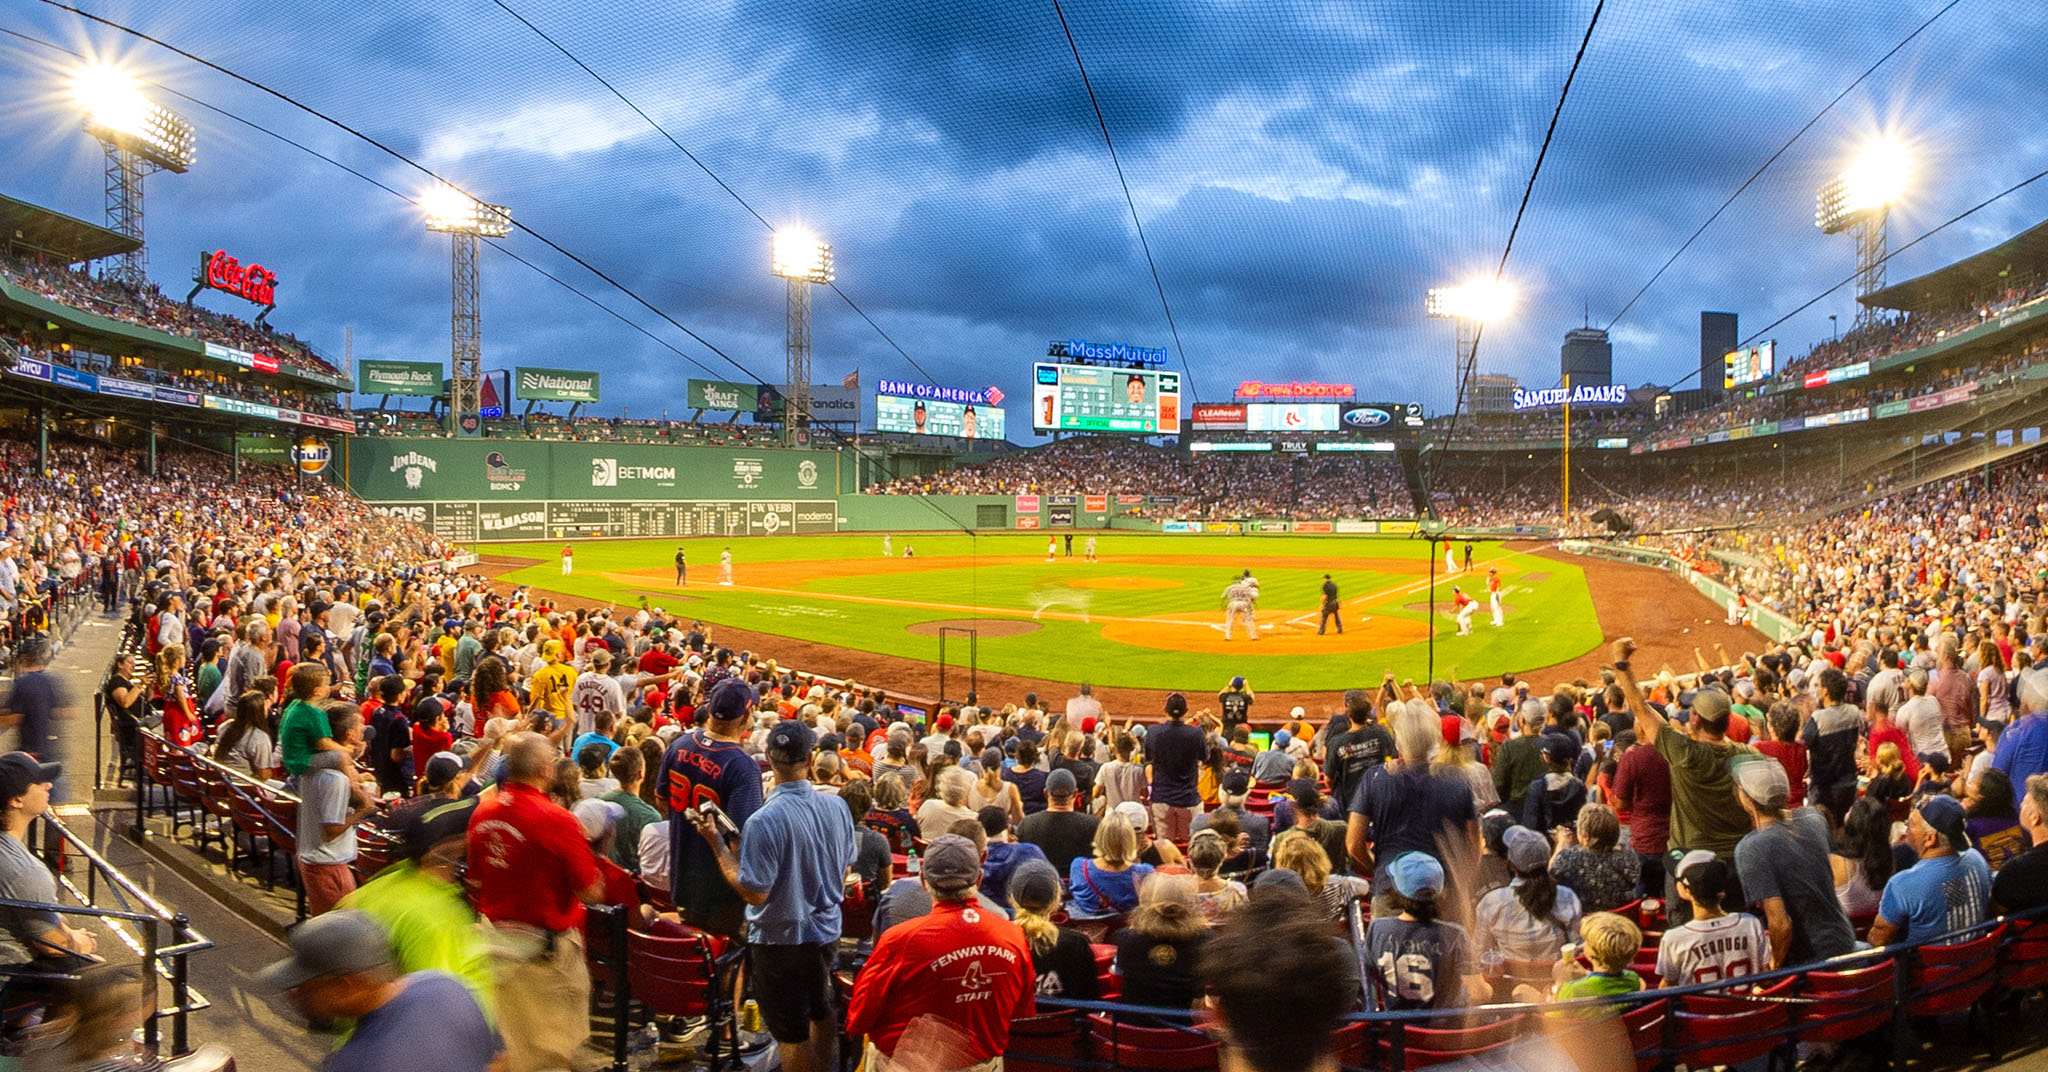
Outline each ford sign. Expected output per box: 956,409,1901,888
1342,407,1392,428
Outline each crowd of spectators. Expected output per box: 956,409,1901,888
1,252,341,381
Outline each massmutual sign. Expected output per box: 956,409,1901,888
1512,383,1629,411
513,366,600,403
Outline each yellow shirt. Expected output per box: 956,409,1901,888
528,661,578,720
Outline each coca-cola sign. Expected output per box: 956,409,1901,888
197,249,278,308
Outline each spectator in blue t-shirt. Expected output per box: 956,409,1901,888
977,806,1047,904
1068,812,1153,917
1992,671,2048,785
1146,693,1208,841
656,680,765,935
1869,795,1992,947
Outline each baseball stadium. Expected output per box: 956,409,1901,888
7,2,2048,1071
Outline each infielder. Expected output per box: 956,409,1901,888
1046,536,1057,562
1444,539,1458,575
1084,535,1098,562
1488,568,1504,627
719,547,733,585
1453,586,1476,635
1726,591,1749,627
561,544,574,576
1222,573,1260,641
883,533,892,558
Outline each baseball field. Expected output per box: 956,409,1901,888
483,532,1608,692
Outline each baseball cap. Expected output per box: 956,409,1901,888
765,720,818,765
1079,716,1097,734
1252,868,1308,895
703,679,757,722
1691,688,1733,727
921,834,981,894
403,795,478,860
1114,800,1150,832
1503,825,1550,872
423,752,463,788
573,798,626,841
1007,859,1063,911
1729,755,1790,808
1231,676,1246,688
1046,768,1078,796
1219,770,1251,796
1288,705,1306,719
1388,852,1446,901
254,910,393,992
1675,848,1719,877
1916,795,1969,850
935,713,955,731
1164,693,1189,717
1542,735,1577,765
0,754,60,801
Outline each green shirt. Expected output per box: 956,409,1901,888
1654,723,1754,857
277,699,333,776
194,663,222,707
1555,969,1641,1017
603,789,661,873
342,860,495,1022
452,635,483,682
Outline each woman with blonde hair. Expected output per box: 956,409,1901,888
151,644,200,747
968,747,1025,826
1433,716,1499,813
1068,812,1153,917
1274,832,1368,921
1113,873,1207,1017
1978,639,2012,722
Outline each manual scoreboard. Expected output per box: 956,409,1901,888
1032,363,1181,434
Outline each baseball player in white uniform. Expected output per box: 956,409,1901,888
1453,586,1477,635
1488,568,1505,627
1046,536,1057,562
719,547,734,585
883,533,892,558
1084,535,1097,562
1445,539,1458,575
1223,573,1260,641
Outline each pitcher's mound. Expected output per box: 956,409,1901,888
906,618,1043,638
1071,576,1182,591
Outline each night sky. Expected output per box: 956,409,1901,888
3,0,2044,430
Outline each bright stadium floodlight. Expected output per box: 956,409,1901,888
75,63,195,287
422,183,513,438
1425,279,1515,322
1816,137,1911,328
772,227,834,446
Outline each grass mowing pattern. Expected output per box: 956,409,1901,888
491,533,1602,690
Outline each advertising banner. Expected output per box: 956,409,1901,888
1246,403,1339,431
1190,403,1247,430
687,379,758,412
1083,495,1108,513
1333,520,1379,534
804,385,861,423
154,386,200,407
204,342,255,369
1292,521,1334,533
1378,520,1419,535
98,377,154,401
8,356,51,381
1016,516,1042,530
874,393,1003,439
1115,494,1142,505
1048,507,1075,527
1162,521,1198,533
514,366,601,403
51,366,97,392
358,359,444,396
1015,494,1041,514
1047,495,1078,506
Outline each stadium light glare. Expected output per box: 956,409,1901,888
771,228,834,284
422,184,512,237
75,63,194,172
1425,279,1514,322
1816,138,1910,233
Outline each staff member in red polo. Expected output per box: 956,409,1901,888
847,833,1035,1072
467,732,602,1072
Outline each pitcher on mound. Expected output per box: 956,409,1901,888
1222,572,1260,641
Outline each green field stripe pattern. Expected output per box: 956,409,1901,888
491,534,1601,691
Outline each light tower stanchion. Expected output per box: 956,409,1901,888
449,230,482,437
785,276,813,447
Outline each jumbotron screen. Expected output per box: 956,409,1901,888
875,395,1005,440
1032,363,1181,434
1723,341,1775,390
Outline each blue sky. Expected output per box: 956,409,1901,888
4,0,2046,430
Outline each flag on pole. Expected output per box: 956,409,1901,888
842,369,860,390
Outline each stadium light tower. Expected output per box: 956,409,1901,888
771,228,833,447
74,64,195,287
423,184,512,438
1425,278,1514,416
1816,138,1910,331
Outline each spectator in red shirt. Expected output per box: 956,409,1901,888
846,834,1035,1071
1612,725,1672,900
466,732,602,1072
1753,703,1808,808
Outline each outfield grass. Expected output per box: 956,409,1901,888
488,533,1601,691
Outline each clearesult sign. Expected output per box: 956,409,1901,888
687,379,759,412
514,366,601,403
358,359,444,396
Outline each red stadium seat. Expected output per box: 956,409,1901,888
1086,1014,1218,1071
1672,996,1788,1069
1004,1011,1086,1072
1906,924,2003,1018
1999,918,2048,990
1384,1012,1526,1069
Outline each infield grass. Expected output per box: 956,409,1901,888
488,533,1601,691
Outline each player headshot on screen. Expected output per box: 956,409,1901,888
1125,374,1145,405
913,400,927,433
962,404,977,439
